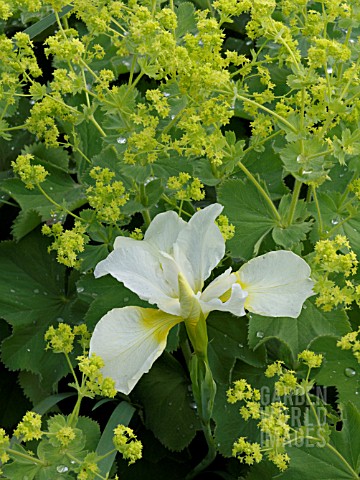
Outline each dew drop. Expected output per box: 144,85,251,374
123,297,129,302
331,218,339,225
238,343,244,348
10,289,15,293
302,304,307,309
296,155,302,163
76,286,84,293
198,40,204,46
56,317,64,322
170,114,176,120
33,289,39,294
303,169,313,174
56,465,69,473
344,368,356,377
27,349,31,352
189,401,197,410
326,67,333,74
117,136,127,144
49,186,53,191
163,91,170,97
256,331,264,339
168,402,172,406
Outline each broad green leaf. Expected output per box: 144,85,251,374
0,231,78,390
309,336,360,404
207,312,266,384
218,179,277,259
331,402,360,474
3,170,85,222
11,209,42,241
76,416,101,451
213,362,275,457
235,141,289,200
310,191,360,256
175,2,197,39
134,353,200,451
272,195,313,248
76,273,148,329
248,299,350,364
96,401,135,477
2,444,42,480
279,404,360,479
23,143,70,172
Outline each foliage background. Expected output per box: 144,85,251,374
0,0,359,478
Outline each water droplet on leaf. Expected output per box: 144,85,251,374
344,368,356,377
76,287,84,293
117,137,127,144
256,331,264,339
56,465,69,473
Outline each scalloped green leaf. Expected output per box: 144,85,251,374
248,299,350,364
279,403,360,479
0,231,78,390
309,336,360,404
133,353,200,452
207,311,266,384
218,179,277,260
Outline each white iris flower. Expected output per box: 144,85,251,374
90,204,313,394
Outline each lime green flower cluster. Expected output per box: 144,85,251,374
229,350,323,472
0,428,10,472
312,235,360,311
44,323,117,399
265,361,298,396
232,437,262,466
349,178,360,200
77,354,117,398
113,425,142,465
45,322,75,353
86,166,129,223
130,227,143,240
77,452,100,480
42,221,89,268
227,377,291,471
216,214,235,241
11,153,48,190
167,172,205,202
337,328,360,363
13,411,43,442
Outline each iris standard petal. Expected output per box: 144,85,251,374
144,210,187,253
94,239,180,316
89,306,182,394
173,203,225,292
237,250,314,318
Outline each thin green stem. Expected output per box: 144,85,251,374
312,186,323,235
236,161,281,222
236,94,297,133
324,443,359,479
89,114,107,137
36,183,83,221
185,423,216,480
286,179,302,226
7,448,47,465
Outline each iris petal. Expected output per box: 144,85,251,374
237,250,314,318
89,307,182,394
